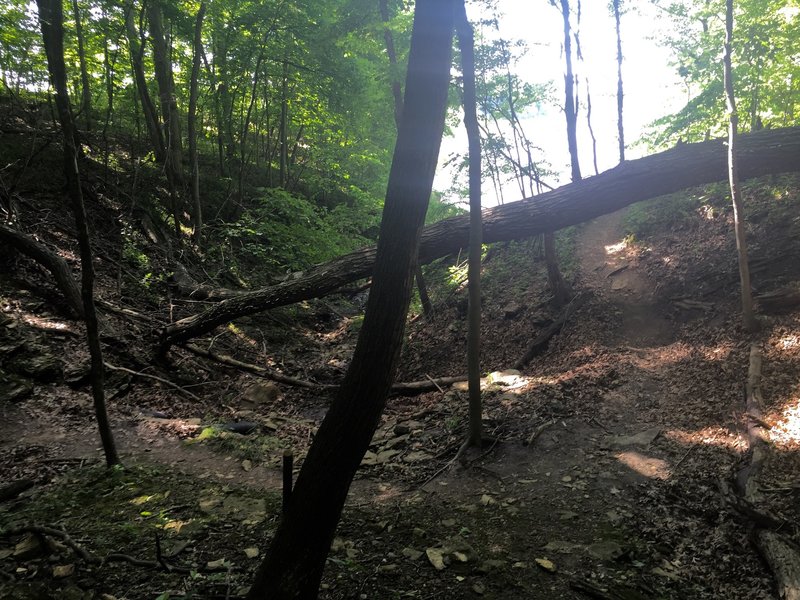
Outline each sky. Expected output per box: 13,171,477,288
436,0,687,205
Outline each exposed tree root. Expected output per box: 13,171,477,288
734,344,800,599
514,292,588,370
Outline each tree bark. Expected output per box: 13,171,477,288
723,0,757,332
379,0,433,319
546,0,577,307
70,0,91,131
613,0,625,162
456,2,482,448
246,2,455,597
125,3,165,162
188,3,205,245
148,0,184,236
36,0,120,467
158,126,800,352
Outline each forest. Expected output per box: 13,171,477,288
0,0,799,598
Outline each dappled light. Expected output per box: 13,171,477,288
770,398,800,448
614,451,670,480
664,427,746,452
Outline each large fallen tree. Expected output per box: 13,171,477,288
160,126,800,352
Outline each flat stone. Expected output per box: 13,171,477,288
609,428,661,447
587,540,625,561
0,372,33,402
242,382,280,406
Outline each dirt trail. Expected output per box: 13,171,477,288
576,209,675,348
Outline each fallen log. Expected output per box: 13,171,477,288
756,285,800,314
0,223,83,318
159,126,800,352
753,530,800,600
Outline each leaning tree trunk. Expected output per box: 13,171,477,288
36,0,120,467
723,0,757,332
246,2,456,597
378,0,434,319
158,126,800,352
456,1,483,449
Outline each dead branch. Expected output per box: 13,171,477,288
104,362,199,401
525,419,555,447
183,344,334,390
0,222,83,317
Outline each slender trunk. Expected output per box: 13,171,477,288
70,0,91,131
147,0,183,234
278,57,288,188
239,48,264,200
125,4,164,162
547,0,578,307
246,2,455,596
560,0,581,182
379,0,433,319
457,2,482,448
188,3,205,245
585,77,598,175
723,0,757,332
36,0,120,467
613,0,625,162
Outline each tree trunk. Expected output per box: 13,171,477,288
456,2,482,448
148,0,184,235
158,125,800,352
723,0,757,332
245,2,455,597
546,0,577,307
125,3,165,162
613,0,625,162
188,3,205,246
278,57,288,188
70,0,91,131
379,0,433,319
239,48,265,201
560,0,581,183
36,0,120,468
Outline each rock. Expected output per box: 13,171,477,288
609,428,661,447
401,547,423,561
544,540,584,554
52,564,75,578
377,564,398,575
472,582,486,595
13,533,45,560
426,547,446,570
502,301,523,319
403,451,432,463
587,541,625,561
63,361,91,386
220,422,258,435
0,372,33,402
242,382,280,407
244,547,259,559
393,424,411,436
12,353,62,382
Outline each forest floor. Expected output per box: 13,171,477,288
2,165,800,599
